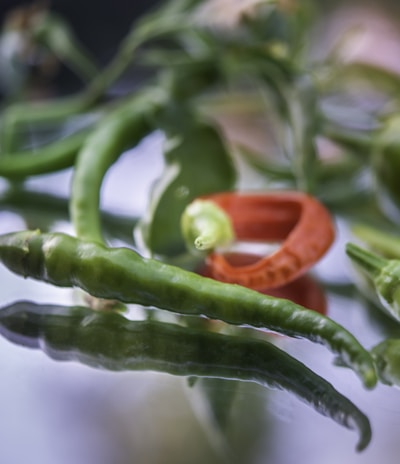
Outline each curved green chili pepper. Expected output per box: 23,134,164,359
0,128,90,179
0,301,371,451
0,229,377,389
137,115,236,257
70,87,165,243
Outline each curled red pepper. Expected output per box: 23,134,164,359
201,191,335,292
200,251,327,315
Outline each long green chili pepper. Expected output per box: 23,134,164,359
346,242,400,321
70,87,165,243
0,230,377,389
0,301,371,451
0,128,90,179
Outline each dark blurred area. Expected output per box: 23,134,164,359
1,0,400,98
0,1,160,61
0,0,161,96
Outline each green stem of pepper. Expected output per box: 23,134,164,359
351,224,400,260
370,338,400,387
0,230,377,389
181,199,235,253
0,301,371,451
346,242,400,321
0,128,90,180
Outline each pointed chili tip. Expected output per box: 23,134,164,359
362,367,378,390
356,420,372,452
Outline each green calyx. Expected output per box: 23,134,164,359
181,199,235,254
346,242,400,320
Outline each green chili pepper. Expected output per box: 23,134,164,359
70,87,165,244
346,242,400,321
0,128,90,180
0,229,377,389
0,301,371,451
137,114,236,257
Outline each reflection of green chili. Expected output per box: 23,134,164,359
0,230,377,389
0,301,371,451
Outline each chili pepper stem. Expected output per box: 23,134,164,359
346,242,400,321
352,224,400,259
181,199,234,253
345,243,387,276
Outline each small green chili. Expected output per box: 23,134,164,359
0,230,377,389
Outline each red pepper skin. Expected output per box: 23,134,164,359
203,191,335,291
200,252,327,314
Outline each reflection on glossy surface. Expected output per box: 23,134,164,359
0,300,371,451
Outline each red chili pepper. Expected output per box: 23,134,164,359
199,251,327,314
201,191,335,291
